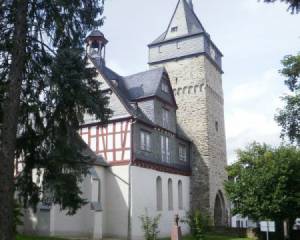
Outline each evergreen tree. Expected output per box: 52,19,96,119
0,1,111,239
262,0,300,13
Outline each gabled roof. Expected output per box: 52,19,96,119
123,68,165,100
89,57,155,125
151,0,205,45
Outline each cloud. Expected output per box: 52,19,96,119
229,69,280,103
225,69,285,164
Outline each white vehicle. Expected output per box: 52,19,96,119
293,218,300,230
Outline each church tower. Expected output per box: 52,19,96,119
148,0,228,225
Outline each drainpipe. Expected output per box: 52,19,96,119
127,119,135,240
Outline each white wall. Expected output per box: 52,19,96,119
130,166,190,240
103,165,129,238
23,165,106,240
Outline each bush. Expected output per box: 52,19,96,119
182,210,211,240
140,210,161,240
14,199,24,233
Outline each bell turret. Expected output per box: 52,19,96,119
85,30,108,63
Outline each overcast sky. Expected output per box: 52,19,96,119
99,0,300,163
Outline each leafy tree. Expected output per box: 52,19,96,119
225,143,300,230
262,0,300,13
276,53,300,144
0,1,111,239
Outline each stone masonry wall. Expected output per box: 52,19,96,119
150,55,228,221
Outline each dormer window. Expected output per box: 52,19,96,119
161,81,169,93
162,108,169,128
171,26,178,32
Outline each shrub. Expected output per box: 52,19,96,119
182,210,211,240
140,210,161,240
14,199,24,233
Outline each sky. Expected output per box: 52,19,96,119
99,0,300,164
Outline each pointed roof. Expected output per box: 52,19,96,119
151,0,205,45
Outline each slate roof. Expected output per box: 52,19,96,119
87,30,105,38
123,68,165,100
89,58,166,125
150,0,205,45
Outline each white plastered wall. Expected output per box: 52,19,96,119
22,165,106,240
103,165,129,238
130,166,190,240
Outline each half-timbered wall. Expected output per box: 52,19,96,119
80,120,132,164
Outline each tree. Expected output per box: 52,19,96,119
225,143,300,235
276,53,300,144
0,1,111,240
262,0,300,13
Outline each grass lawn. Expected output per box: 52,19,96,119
17,236,67,240
161,234,253,240
17,234,253,240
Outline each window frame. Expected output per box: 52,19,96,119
171,26,178,32
178,144,187,162
140,129,151,152
161,135,170,163
161,80,169,93
156,176,163,211
168,178,173,211
162,108,169,129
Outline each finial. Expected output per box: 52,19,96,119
188,0,194,10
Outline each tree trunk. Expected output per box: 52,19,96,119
0,1,28,240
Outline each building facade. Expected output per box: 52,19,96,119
22,0,228,239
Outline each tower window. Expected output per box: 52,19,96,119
161,81,169,93
171,26,178,32
215,121,219,132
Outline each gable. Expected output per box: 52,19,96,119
87,59,110,90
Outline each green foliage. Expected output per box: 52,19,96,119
182,210,211,240
225,142,300,222
262,0,300,13
140,211,161,240
14,200,24,234
275,53,300,144
0,0,111,214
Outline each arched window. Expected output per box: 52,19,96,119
156,177,163,211
178,180,183,210
168,178,173,210
92,178,101,203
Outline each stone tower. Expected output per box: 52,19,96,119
148,0,228,225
